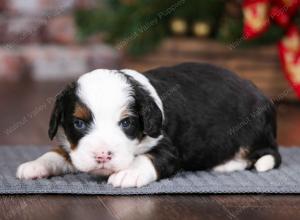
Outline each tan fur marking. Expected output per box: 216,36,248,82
70,143,77,150
120,107,134,119
73,103,91,120
236,147,249,159
52,147,71,163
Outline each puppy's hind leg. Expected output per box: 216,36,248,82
249,148,281,172
251,104,281,172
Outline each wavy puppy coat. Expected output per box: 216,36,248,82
17,63,281,188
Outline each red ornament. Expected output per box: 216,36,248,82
278,26,300,98
243,0,300,98
243,0,270,39
270,0,300,27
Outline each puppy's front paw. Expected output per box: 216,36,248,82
108,169,152,188
16,160,51,180
108,155,157,188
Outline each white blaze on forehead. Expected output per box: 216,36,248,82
121,69,164,119
77,69,134,122
77,69,165,122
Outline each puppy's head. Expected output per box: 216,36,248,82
48,69,163,175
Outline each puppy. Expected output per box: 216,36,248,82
16,63,281,188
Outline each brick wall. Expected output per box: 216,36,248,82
0,0,121,81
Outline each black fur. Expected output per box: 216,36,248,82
123,74,163,138
138,63,281,178
48,83,78,140
119,115,143,140
147,135,180,179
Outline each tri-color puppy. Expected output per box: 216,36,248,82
16,63,281,188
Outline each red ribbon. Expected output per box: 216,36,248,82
243,0,300,98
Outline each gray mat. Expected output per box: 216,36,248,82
1,146,300,195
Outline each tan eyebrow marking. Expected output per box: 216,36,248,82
73,103,91,120
120,105,135,119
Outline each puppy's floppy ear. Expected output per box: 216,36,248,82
48,93,64,140
139,95,163,138
48,82,75,140
122,72,163,138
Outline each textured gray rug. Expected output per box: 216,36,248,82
0,146,300,195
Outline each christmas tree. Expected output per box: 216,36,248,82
76,0,296,55
76,0,225,55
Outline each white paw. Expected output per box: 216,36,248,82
107,169,152,188
255,155,275,172
16,160,51,180
108,155,157,188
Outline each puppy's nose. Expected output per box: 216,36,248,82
95,151,113,163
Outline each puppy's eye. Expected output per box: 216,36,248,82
120,118,132,129
73,119,86,130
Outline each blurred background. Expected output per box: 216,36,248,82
0,0,299,147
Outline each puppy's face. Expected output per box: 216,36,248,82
48,70,163,175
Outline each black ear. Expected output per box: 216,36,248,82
140,97,163,138
48,82,77,139
120,72,163,138
48,93,64,140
